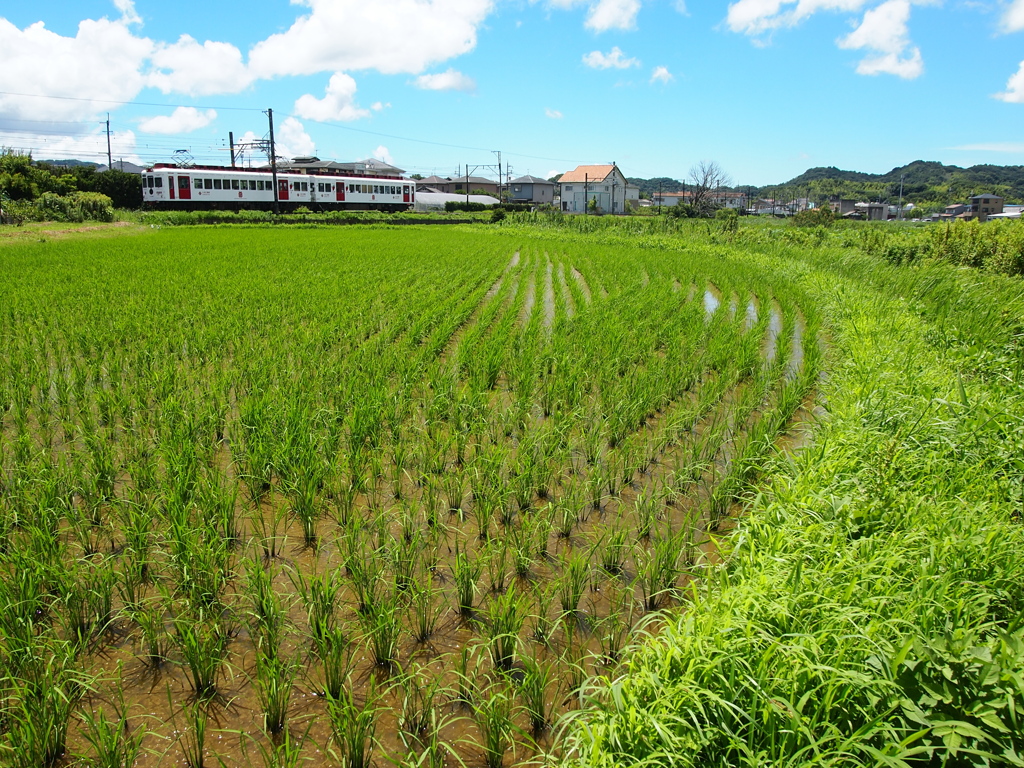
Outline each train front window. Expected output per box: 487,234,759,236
155,177,162,188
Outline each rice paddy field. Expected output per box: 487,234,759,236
0,221,1022,768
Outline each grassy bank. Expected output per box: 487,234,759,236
559,239,1024,766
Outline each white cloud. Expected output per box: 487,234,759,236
8,128,140,165
726,0,869,36
1001,0,1024,32
995,60,1024,102
650,65,673,83
248,0,493,79
545,0,643,31
294,73,371,122
582,46,640,69
372,145,394,164
585,0,642,31
0,17,152,122
148,35,253,96
276,117,316,159
138,107,217,134
674,0,689,14
545,107,564,118
413,68,477,91
726,0,927,79
371,101,391,111
113,0,142,25
837,0,922,79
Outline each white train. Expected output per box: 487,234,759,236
141,163,415,212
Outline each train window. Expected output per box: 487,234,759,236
205,179,213,190
213,179,221,190
180,177,189,189
302,182,309,191
231,180,239,190
403,186,409,194
155,177,162,188
244,180,252,190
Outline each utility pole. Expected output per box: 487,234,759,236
266,108,279,215
466,161,470,206
229,132,236,168
492,150,502,202
898,173,905,220
584,173,589,214
105,113,112,169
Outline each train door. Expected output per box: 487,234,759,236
403,185,410,203
278,179,290,201
336,182,345,202
177,175,191,200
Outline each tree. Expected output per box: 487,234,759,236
687,161,731,218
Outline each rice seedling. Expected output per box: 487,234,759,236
518,654,557,737
557,553,590,618
78,681,146,768
359,591,402,671
485,585,526,671
174,695,210,768
453,539,481,617
172,606,230,700
253,649,298,736
408,575,445,645
291,566,339,645
326,675,379,768
312,625,350,701
473,685,517,768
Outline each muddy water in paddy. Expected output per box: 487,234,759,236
571,268,593,304
745,296,759,331
703,284,722,319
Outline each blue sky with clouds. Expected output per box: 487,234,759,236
3,0,1024,185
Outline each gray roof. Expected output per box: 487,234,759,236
970,193,1002,199
511,175,554,185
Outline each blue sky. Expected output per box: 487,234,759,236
2,0,1024,185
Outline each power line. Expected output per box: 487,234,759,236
3,89,583,168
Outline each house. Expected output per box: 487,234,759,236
415,175,499,196
829,199,859,216
969,194,1004,222
508,175,555,205
558,164,639,213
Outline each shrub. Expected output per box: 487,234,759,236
792,206,834,227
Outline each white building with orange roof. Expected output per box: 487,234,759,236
558,164,639,213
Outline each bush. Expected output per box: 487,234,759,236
445,201,488,213
490,208,506,223
792,206,835,227
33,191,114,223
715,207,739,232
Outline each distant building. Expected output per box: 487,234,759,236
559,164,639,213
829,199,859,216
508,175,555,205
969,194,1003,222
